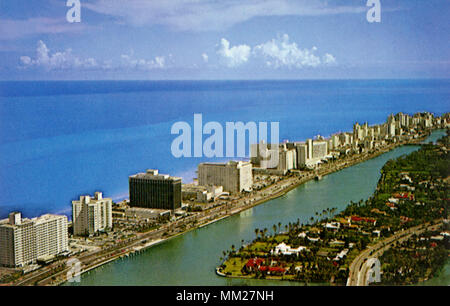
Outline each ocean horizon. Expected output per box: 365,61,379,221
0,79,449,219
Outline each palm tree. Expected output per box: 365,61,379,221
272,224,277,235
254,228,259,239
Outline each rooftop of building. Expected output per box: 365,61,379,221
198,160,251,167
72,192,112,204
0,213,66,228
129,169,182,181
126,207,171,215
182,184,207,191
31,214,67,225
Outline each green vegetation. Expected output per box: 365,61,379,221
0,270,23,284
377,231,448,285
219,131,450,285
137,224,159,233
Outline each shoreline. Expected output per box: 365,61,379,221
215,132,448,285
17,131,433,286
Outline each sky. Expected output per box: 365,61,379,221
0,0,449,80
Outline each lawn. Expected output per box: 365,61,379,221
222,257,246,276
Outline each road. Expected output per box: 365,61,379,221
347,220,443,286
11,135,427,286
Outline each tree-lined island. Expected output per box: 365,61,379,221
218,133,450,285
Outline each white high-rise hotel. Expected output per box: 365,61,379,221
198,161,253,193
0,212,68,267
72,192,112,237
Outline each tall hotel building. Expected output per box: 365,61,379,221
198,161,253,193
0,212,68,267
129,169,182,210
251,141,296,173
72,192,113,237
295,139,328,168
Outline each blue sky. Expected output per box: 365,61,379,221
0,0,449,80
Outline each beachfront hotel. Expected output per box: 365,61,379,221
292,139,329,168
72,192,113,237
249,112,445,172
197,161,253,193
0,212,68,267
129,169,182,210
251,142,297,174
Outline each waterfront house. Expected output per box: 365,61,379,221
386,202,397,210
297,232,307,238
400,216,413,223
307,236,321,243
323,222,340,230
430,235,444,241
350,216,377,226
244,258,265,273
388,198,399,204
258,265,286,275
399,184,415,191
371,208,387,216
333,248,349,261
271,242,307,256
329,240,345,246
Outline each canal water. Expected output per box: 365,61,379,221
68,130,448,286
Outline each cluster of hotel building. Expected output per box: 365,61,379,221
0,112,447,267
182,112,446,203
0,212,68,267
0,192,114,267
251,112,446,173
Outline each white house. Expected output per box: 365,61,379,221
324,222,340,230
334,248,349,261
388,198,399,204
298,232,307,238
271,242,307,256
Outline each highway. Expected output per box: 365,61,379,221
11,136,427,286
347,220,443,286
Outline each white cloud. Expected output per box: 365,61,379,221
202,53,209,63
323,53,336,65
0,18,90,40
84,0,367,32
216,34,336,69
20,40,99,70
217,38,251,67
20,56,32,65
120,54,166,70
20,41,169,72
253,34,331,68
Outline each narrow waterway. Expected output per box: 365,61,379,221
68,130,447,286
